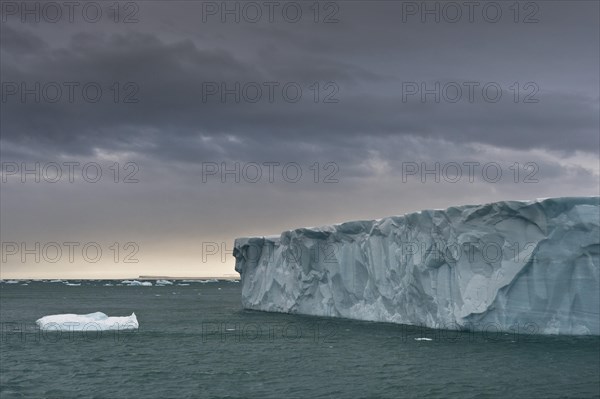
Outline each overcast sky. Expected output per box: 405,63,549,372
1,1,599,279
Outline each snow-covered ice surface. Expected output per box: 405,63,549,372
234,197,600,335
36,312,139,331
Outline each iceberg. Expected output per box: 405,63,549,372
36,312,138,331
233,197,600,335
122,280,152,286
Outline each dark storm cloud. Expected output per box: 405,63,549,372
1,1,598,278
2,0,599,169
0,24,47,54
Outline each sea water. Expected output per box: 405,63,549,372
1,280,598,398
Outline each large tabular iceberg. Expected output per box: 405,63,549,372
233,197,600,335
36,312,139,331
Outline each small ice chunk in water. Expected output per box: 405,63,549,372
122,280,152,286
414,338,433,341
36,312,139,331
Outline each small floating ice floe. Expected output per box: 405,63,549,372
156,280,173,285
177,283,190,286
4,280,20,284
64,282,81,286
122,280,152,286
36,312,138,331
414,338,433,341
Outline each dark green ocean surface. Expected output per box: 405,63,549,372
1,281,598,398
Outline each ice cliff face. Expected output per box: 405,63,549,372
233,197,600,335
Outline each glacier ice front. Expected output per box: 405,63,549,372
36,312,139,331
233,197,600,335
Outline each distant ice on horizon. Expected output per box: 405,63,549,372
122,280,152,286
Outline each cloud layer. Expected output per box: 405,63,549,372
1,1,598,278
